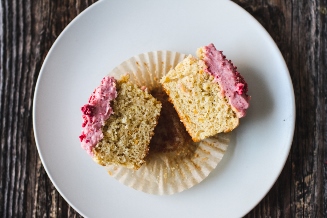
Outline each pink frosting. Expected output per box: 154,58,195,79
202,43,250,117
79,76,117,156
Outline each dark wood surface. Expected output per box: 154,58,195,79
0,0,326,217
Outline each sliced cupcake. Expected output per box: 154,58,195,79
160,43,250,142
79,75,162,169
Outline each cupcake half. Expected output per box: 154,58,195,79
79,75,162,170
160,43,250,142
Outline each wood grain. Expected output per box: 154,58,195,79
0,0,326,217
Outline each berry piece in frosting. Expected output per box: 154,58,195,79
81,104,96,116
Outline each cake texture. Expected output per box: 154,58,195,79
79,75,162,170
160,43,250,142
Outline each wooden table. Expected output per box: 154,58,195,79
1,0,325,217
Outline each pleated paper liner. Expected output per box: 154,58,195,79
106,51,230,195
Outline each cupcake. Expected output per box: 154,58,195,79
104,51,231,195
79,75,162,170
160,43,250,142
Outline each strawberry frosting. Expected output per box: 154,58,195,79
79,76,117,156
202,43,250,117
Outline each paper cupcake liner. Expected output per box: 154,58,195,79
106,51,230,195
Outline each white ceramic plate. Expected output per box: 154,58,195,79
33,0,295,217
